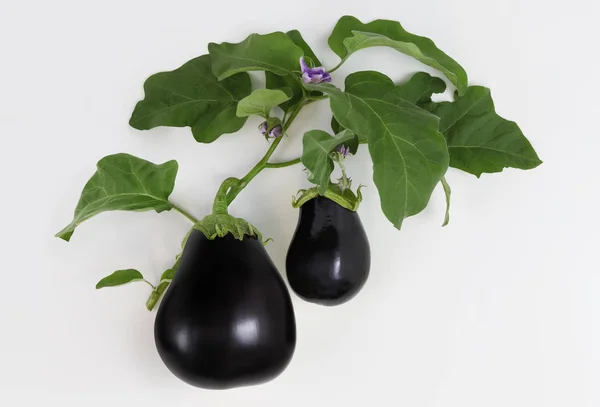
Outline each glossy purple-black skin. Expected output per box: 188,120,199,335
286,196,371,306
154,231,296,390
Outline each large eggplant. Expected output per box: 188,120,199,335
286,196,370,306
154,230,296,389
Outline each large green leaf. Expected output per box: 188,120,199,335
331,71,395,142
96,269,145,289
129,55,250,143
209,32,304,80
328,16,468,95
302,129,355,194
236,88,292,118
265,30,321,113
331,71,446,137
424,87,542,176
56,154,178,241
306,81,449,229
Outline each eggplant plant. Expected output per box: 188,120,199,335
56,15,541,389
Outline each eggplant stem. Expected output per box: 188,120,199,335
264,158,301,168
225,98,307,205
212,178,240,215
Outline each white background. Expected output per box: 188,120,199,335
1,0,599,405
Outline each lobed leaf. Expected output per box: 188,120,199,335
56,154,178,241
328,16,468,95
331,71,446,139
306,80,449,229
129,55,251,143
209,32,304,80
423,87,542,176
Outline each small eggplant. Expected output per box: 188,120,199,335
154,230,296,389
286,196,370,306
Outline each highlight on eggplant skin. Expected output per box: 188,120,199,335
154,230,296,390
286,196,371,306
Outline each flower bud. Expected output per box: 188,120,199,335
336,144,350,158
258,121,268,136
267,125,283,138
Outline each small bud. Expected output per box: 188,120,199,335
336,144,350,159
267,125,283,138
300,57,332,84
258,121,268,135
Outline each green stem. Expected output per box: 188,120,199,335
171,204,200,223
441,175,451,227
265,158,301,168
307,94,329,102
213,177,240,215
226,139,281,205
339,160,349,181
282,99,306,132
328,59,346,74
145,281,169,311
142,279,156,290
335,157,352,191
225,98,307,205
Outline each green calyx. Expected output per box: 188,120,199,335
292,183,364,211
194,177,271,244
193,214,270,244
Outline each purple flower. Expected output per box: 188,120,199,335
300,57,332,84
336,144,350,158
267,125,283,138
258,121,268,135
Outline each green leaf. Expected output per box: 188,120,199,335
56,154,178,241
236,88,292,118
344,70,395,92
331,116,343,134
129,55,251,143
345,134,359,155
96,269,144,289
159,267,176,282
328,15,468,95
209,32,304,80
424,86,542,176
265,30,321,113
332,71,447,141
301,129,356,194
331,71,395,143
306,81,449,229
286,30,322,66
265,75,302,114
396,72,446,104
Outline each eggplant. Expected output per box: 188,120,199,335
154,230,296,389
286,196,370,306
